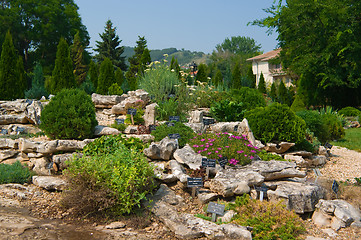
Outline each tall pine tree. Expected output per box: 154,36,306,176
0,31,23,100
270,82,277,101
97,57,115,94
25,62,48,99
71,31,87,85
257,72,266,94
50,38,76,94
246,64,256,88
94,20,127,71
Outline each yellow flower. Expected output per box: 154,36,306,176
163,53,168,57
154,61,160,64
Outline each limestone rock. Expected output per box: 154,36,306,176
197,192,218,204
220,210,236,223
0,150,18,161
143,137,178,160
173,144,203,170
124,125,138,134
105,221,126,229
184,122,203,133
52,153,81,170
236,118,256,146
91,93,124,108
190,110,203,123
30,157,50,175
124,134,154,143
284,154,307,167
246,160,306,180
169,160,190,183
312,210,332,227
94,125,120,136
210,122,241,133
0,115,28,124
267,181,325,214
19,139,90,154
144,103,157,126
127,89,150,104
286,151,313,158
309,155,327,166
24,100,43,125
32,176,67,191
264,142,295,153
0,138,17,149
0,99,29,113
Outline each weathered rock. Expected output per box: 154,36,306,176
0,99,29,113
169,160,190,183
190,110,203,123
264,142,295,153
284,154,307,167
312,210,332,227
19,139,91,154
309,155,327,166
305,237,327,240
32,176,67,191
0,150,18,161
233,181,251,195
111,91,148,114
0,115,28,124
287,150,313,158
236,118,256,146
318,146,329,156
210,122,241,133
52,153,81,170
124,125,138,134
220,210,237,223
184,123,203,133
197,192,218,204
127,89,150,104
24,100,43,125
91,93,124,108
246,160,306,180
30,157,50,175
105,221,126,229
94,125,120,136
267,181,325,214
152,162,178,183
322,228,338,237
124,134,154,143
143,137,178,160
0,138,17,149
173,144,203,170
144,103,157,126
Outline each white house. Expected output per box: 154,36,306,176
247,48,292,87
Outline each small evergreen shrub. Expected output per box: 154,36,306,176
110,120,127,132
210,99,246,122
245,103,306,144
25,62,48,99
62,143,155,216
151,121,195,147
108,83,123,95
296,110,330,143
125,107,144,125
40,88,98,140
338,106,361,117
189,132,259,166
79,78,95,94
257,150,284,161
321,111,345,141
290,94,306,112
156,98,187,122
230,194,305,240
0,161,34,184
229,87,266,111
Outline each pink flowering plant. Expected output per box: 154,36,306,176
189,132,260,166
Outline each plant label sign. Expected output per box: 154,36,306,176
187,177,203,187
166,122,175,127
325,142,333,149
127,108,137,115
1,129,8,135
168,133,180,139
201,158,208,168
332,180,339,195
16,127,25,135
255,185,268,201
201,158,216,168
115,118,125,124
149,125,157,132
207,202,225,222
169,116,180,122
234,125,239,132
218,157,228,168
203,118,215,125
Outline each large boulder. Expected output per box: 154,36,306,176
190,110,203,123
143,137,178,160
0,115,28,124
0,138,18,149
236,118,256,146
173,144,203,170
210,122,241,134
264,142,295,154
111,89,150,115
24,100,43,125
0,150,18,162
19,139,92,154
267,181,325,214
143,103,157,126
93,125,120,136
184,123,203,133
91,93,124,108
169,160,190,183
0,99,30,113
32,176,67,191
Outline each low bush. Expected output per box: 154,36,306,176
338,106,361,117
110,120,127,132
156,98,187,122
210,100,246,122
150,121,195,147
320,107,345,141
229,194,305,240
40,88,98,140
0,161,34,184
62,143,155,217
296,110,330,143
125,108,144,125
229,87,266,111
189,132,259,166
245,103,306,144
257,150,284,161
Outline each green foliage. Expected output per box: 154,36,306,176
70,31,87,85
230,194,305,240
110,121,127,132
257,150,284,161
50,38,76,94
231,61,242,89
245,103,306,144
257,73,266,94
151,122,195,147
290,94,306,112
331,127,361,152
94,20,127,71
319,107,345,141
125,108,145,125
25,62,48,99
216,36,261,56
278,80,291,106
196,63,208,82
97,57,115,94
296,110,330,143
79,77,95,95
192,81,223,108
40,88,97,140
246,64,256,88
108,83,123,95
63,143,155,216
189,132,259,166
212,69,223,87
293,130,321,153
156,98,187,122
210,99,246,122
115,68,125,87
269,82,277,101
338,107,361,117
0,161,34,184
229,87,266,111
88,60,98,90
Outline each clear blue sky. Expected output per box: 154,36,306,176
74,0,278,54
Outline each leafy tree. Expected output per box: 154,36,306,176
25,62,48,99
196,63,208,82
49,38,76,94
0,0,89,73
257,72,266,94
94,20,127,71
71,31,87,85
216,36,261,56
125,36,150,90
270,82,277,101
88,60,98,90
212,69,223,87
97,57,115,95
246,64,256,88
253,0,361,108
0,31,23,100
231,61,242,89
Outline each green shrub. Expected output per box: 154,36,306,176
125,108,144,125
290,94,306,112
25,62,48,99
189,132,259,166
210,99,246,122
245,103,306,144
257,150,284,161
156,98,187,122
229,87,266,111
192,81,223,108
321,111,345,141
40,88,98,140
296,110,330,143
0,161,34,184
108,83,123,95
338,106,361,117
230,194,305,240
110,120,127,132
63,144,155,216
151,121,195,147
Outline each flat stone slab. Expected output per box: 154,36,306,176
32,176,67,191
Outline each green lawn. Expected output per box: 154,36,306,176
331,128,361,152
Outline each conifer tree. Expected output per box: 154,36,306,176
94,20,127,71
50,38,76,94
231,62,242,89
25,62,48,99
257,72,266,94
115,68,124,87
70,31,87,85
270,82,277,101
0,31,19,100
16,56,26,99
212,69,223,87
170,56,181,79
88,60,98,90
246,64,256,88
97,57,115,94
196,63,208,82
278,80,290,105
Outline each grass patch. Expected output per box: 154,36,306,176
331,128,361,151
0,161,34,184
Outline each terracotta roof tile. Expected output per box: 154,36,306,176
247,48,281,62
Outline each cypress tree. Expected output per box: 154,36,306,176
278,80,290,105
50,38,76,94
270,82,277,101
231,62,242,89
196,63,208,82
16,56,26,99
115,68,124,87
257,72,266,94
97,57,115,95
212,69,223,87
25,62,48,99
88,60,98,90
246,64,256,88
0,31,19,100
70,31,87,85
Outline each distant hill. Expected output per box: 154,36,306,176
123,46,210,67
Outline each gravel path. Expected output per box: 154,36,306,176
321,146,361,183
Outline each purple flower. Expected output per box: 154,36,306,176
207,152,212,155
225,146,230,148
218,154,223,158
215,151,219,153
201,139,205,142
193,145,199,148
249,156,254,159
197,150,202,153
218,147,222,150
237,150,244,154
251,150,256,153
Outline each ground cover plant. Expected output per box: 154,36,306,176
189,132,259,166
151,121,195,147
0,161,34,184
338,106,361,117
229,194,305,240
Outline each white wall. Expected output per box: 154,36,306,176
252,61,274,86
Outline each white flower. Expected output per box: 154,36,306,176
207,77,211,80
154,61,160,64
171,69,175,72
